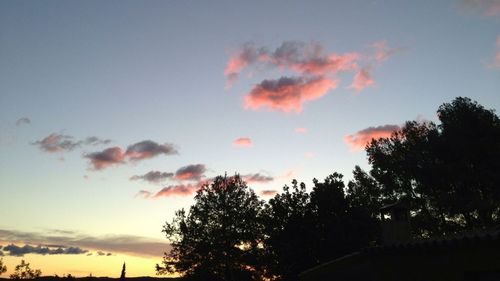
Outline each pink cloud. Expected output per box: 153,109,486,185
224,43,267,86
344,124,401,151
244,76,337,113
260,190,278,196
463,0,500,17
372,41,404,62
349,67,375,91
175,164,206,181
233,137,253,147
284,53,360,75
84,147,126,170
295,127,308,133
32,133,79,153
153,184,198,197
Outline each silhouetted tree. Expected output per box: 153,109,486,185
9,260,41,279
261,174,379,280
157,175,265,281
366,97,500,237
0,258,6,276
309,173,377,263
120,263,126,280
261,180,313,281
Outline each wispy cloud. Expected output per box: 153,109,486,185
241,173,273,184
32,134,111,153
372,41,405,62
135,190,153,199
130,171,174,183
462,0,500,17
32,133,80,153
225,43,268,87
15,117,31,127
244,76,337,113
85,140,178,170
349,67,375,91
152,183,201,198
0,229,168,258
233,137,253,147
2,244,88,257
344,124,401,151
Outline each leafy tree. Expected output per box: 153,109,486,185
9,260,41,279
366,97,500,236
309,173,377,263
261,180,312,281
261,174,379,280
0,258,6,276
157,175,265,281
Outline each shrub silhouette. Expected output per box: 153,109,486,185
9,260,41,279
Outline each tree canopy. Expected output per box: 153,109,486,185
366,97,500,236
157,175,265,281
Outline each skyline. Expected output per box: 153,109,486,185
1,0,500,277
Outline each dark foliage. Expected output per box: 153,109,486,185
156,175,265,281
261,174,379,280
366,97,500,237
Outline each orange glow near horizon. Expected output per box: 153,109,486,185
0,253,176,278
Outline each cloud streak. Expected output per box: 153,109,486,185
85,140,178,170
32,134,111,153
130,171,174,183
345,124,401,150
241,173,274,184
2,244,88,256
0,229,169,258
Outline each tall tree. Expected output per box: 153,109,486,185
157,175,265,281
261,174,379,280
120,262,126,280
366,97,500,236
261,180,313,281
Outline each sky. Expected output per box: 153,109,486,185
1,0,499,277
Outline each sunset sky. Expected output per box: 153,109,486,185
1,0,500,277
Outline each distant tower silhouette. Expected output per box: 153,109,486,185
120,262,126,280
380,201,411,245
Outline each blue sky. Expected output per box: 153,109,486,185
1,0,499,276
